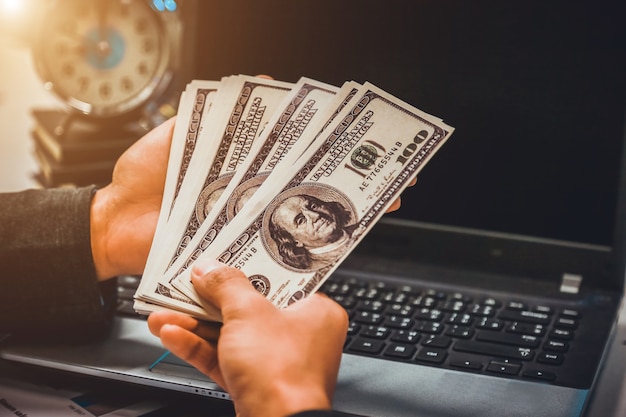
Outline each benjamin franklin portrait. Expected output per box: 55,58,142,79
262,184,358,271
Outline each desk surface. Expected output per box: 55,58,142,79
1,40,626,417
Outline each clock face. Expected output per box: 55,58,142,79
34,0,173,118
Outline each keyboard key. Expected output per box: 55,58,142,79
391,329,421,344
555,317,578,329
421,335,452,349
357,300,385,312
384,315,413,329
416,347,447,364
415,321,443,334
449,292,472,303
537,352,564,365
533,305,553,315
498,310,550,325
354,287,380,300
361,326,390,339
507,322,545,336
549,328,574,340
479,297,502,308
414,308,444,321
354,311,383,325
454,341,535,361
476,317,504,331
446,325,474,339
324,282,352,296
425,289,447,300
349,338,385,354
446,313,473,325
390,292,410,304
384,343,417,359
543,340,569,352
411,296,437,308
386,303,414,316
450,358,483,370
476,331,540,348
560,308,581,319
440,300,466,313
523,369,557,381
506,301,527,310
398,284,418,295
468,304,496,317
487,360,521,375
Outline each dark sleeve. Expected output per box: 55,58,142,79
0,186,116,343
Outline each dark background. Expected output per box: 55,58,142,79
188,0,626,246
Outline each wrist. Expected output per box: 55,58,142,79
235,380,332,417
90,186,116,281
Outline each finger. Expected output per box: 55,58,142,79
191,259,273,320
385,175,417,213
386,197,402,212
255,74,273,80
140,116,176,148
148,311,221,341
288,294,349,334
158,324,224,385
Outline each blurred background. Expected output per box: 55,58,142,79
2,0,625,247
0,0,52,191
0,0,189,191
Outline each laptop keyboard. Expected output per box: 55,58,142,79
319,272,598,389
116,272,598,389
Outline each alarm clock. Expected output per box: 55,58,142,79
31,0,180,122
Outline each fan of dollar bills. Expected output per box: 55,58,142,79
134,75,454,321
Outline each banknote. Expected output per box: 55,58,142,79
158,77,354,290
166,81,221,215
138,81,220,293
173,82,454,320
135,75,294,315
135,81,222,316
161,75,294,269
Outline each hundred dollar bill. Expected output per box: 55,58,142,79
136,75,293,315
162,78,361,294
174,82,454,320
166,81,221,215
163,75,293,267
139,81,220,297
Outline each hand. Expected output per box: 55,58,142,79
90,117,175,280
148,259,348,417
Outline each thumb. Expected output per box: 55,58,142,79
191,258,272,321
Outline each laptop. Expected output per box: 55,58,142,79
2,1,626,416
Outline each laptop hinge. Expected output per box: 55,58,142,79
560,273,583,294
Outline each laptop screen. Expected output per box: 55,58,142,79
190,0,626,247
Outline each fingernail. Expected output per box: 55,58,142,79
192,258,224,276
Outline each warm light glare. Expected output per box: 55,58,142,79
1,0,24,15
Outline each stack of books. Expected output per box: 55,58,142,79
30,109,144,188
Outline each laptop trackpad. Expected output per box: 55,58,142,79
334,354,588,417
149,352,215,382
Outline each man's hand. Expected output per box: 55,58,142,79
148,259,348,417
90,117,175,280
